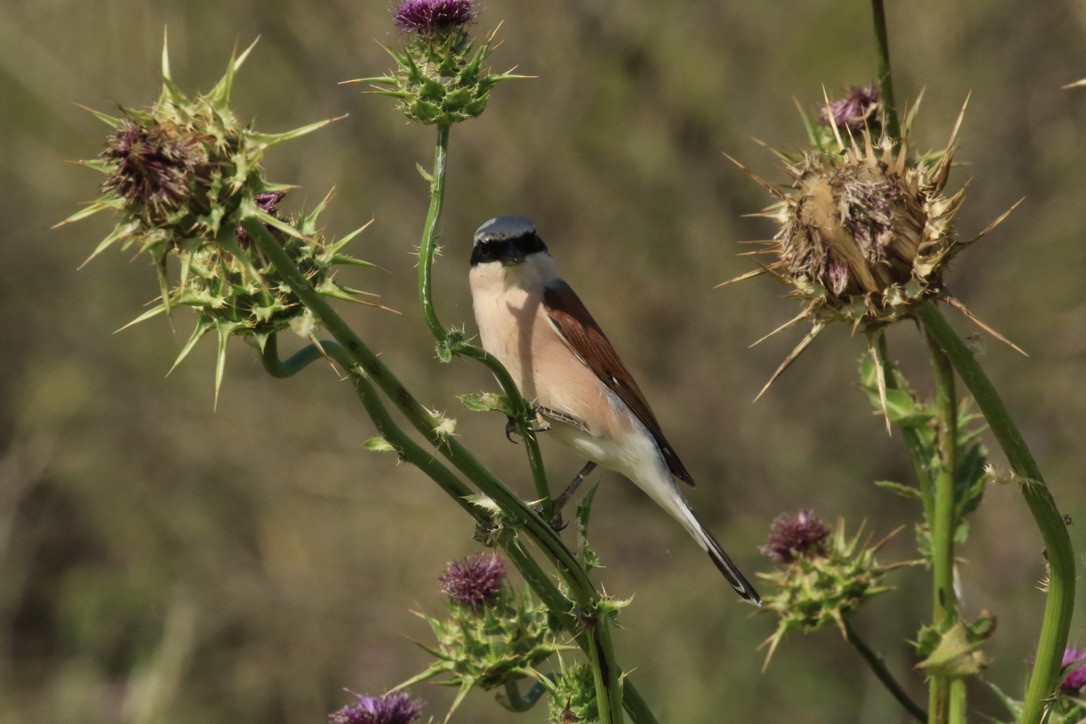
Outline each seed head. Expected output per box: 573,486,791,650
761,509,831,563
725,95,1021,397
101,117,205,230
439,552,506,610
329,691,424,724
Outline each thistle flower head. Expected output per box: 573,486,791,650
61,38,379,404
349,1,521,125
329,691,424,724
758,519,907,668
439,552,507,611
1063,645,1086,693
394,0,476,34
820,85,881,132
404,556,568,720
726,94,1020,397
760,509,831,563
101,117,206,229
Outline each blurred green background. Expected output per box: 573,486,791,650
2,1,1085,722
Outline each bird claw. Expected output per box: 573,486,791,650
504,416,520,444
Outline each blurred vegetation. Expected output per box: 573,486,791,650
2,1,1085,722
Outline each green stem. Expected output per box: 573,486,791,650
259,334,326,378
870,0,901,141
415,124,553,517
915,301,1073,724
926,328,959,724
418,124,450,341
244,219,634,723
844,619,926,722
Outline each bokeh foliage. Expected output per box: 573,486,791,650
2,1,1085,722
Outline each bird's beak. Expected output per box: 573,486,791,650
501,240,526,266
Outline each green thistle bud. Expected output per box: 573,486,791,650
757,516,910,668
349,0,524,126
547,663,600,724
396,554,568,720
60,36,380,404
726,94,1021,396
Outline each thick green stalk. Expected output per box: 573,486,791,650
415,124,553,518
925,330,960,724
915,301,1073,724
243,219,634,723
844,619,926,722
870,0,901,141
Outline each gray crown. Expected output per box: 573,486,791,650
473,215,536,244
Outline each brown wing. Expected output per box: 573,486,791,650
542,281,695,486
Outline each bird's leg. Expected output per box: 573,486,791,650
549,461,597,530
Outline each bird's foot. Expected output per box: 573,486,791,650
548,461,597,531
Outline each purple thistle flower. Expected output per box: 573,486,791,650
393,0,476,34
329,691,424,724
439,552,506,610
819,86,881,132
1062,645,1086,693
760,509,831,563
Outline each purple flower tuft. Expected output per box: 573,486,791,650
760,509,831,563
819,86,881,132
439,552,506,610
394,0,476,34
1062,645,1086,693
329,691,424,724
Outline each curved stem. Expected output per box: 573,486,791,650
925,329,960,723
844,619,926,722
415,124,554,517
244,218,635,723
259,334,326,378
915,301,1073,724
418,124,450,341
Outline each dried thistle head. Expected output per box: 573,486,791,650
725,91,1021,398
61,36,381,404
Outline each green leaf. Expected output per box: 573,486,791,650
363,436,398,453
576,484,602,570
873,480,922,500
915,614,996,678
457,392,513,416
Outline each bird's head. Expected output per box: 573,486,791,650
471,215,548,268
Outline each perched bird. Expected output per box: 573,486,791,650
469,215,760,605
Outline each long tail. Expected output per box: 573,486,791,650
636,465,762,605
690,509,762,606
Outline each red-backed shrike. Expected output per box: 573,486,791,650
469,215,760,605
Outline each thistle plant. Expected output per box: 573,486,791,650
59,37,370,404
393,554,570,719
68,6,656,723
729,3,1075,722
